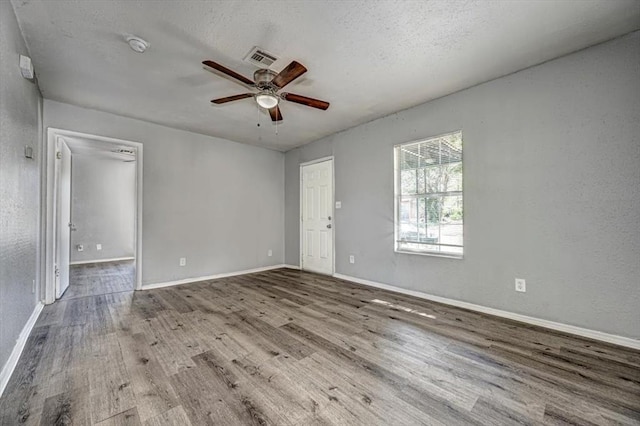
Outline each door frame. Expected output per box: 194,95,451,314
44,128,144,303
299,156,335,275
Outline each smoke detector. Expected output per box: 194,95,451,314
126,36,149,53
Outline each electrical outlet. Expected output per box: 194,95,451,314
268,249,273,257
77,244,84,252
515,278,526,293
179,257,187,267
32,279,36,294
96,244,102,251
349,255,355,264
335,201,342,209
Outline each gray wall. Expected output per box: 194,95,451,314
44,100,284,285
285,32,640,339
70,155,136,263
0,1,42,373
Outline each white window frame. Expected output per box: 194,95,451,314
394,131,463,259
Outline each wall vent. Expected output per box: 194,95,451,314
244,46,278,68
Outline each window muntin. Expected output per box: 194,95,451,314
395,131,463,256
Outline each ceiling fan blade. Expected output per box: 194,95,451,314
202,60,255,86
269,105,283,122
281,93,330,110
211,93,254,104
271,61,307,89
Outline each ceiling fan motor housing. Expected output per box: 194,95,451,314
254,69,278,90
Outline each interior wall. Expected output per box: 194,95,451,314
0,1,42,374
285,32,640,339
70,155,136,263
44,100,285,285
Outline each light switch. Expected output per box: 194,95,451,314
24,146,34,159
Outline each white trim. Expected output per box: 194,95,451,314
299,156,334,167
44,129,56,303
282,264,301,270
334,273,640,350
0,302,44,398
395,250,464,260
69,256,135,265
299,157,335,275
45,128,144,304
142,264,288,290
36,95,45,303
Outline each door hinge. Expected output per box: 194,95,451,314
56,151,62,159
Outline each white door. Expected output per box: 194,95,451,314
55,139,72,299
301,159,333,274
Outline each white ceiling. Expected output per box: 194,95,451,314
12,1,640,151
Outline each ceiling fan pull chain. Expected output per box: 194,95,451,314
256,102,262,140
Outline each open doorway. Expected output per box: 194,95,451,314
44,128,143,304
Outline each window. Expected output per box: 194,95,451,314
394,131,463,257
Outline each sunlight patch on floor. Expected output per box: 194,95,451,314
371,299,436,319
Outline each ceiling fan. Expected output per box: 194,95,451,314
202,59,329,122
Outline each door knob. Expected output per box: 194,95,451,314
326,224,332,229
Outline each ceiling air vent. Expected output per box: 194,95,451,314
244,46,278,68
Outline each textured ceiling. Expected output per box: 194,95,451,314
12,0,640,151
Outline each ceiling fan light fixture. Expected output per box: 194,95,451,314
255,92,279,109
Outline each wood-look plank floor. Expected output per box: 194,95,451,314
1,265,639,425
63,261,135,301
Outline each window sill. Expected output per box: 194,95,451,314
395,249,464,260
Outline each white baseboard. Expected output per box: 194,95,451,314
0,302,44,398
142,264,289,290
334,273,640,350
282,264,301,270
70,256,135,265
